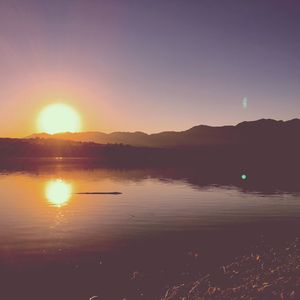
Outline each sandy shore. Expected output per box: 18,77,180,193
162,239,300,300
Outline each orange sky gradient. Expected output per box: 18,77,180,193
0,1,299,137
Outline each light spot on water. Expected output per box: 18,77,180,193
45,179,72,207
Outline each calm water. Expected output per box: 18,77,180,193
0,164,299,299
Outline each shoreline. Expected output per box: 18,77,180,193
162,239,300,300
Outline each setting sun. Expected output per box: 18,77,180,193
37,103,81,134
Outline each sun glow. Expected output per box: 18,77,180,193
45,179,72,207
38,103,81,134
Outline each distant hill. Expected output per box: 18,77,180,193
1,118,300,171
27,118,300,148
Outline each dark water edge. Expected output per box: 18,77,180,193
1,156,300,194
0,158,299,299
1,225,299,300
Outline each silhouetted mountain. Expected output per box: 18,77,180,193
27,118,300,148
2,117,300,195
0,119,296,167
0,118,297,173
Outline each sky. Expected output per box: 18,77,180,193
0,0,299,137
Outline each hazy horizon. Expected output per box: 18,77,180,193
17,117,296,138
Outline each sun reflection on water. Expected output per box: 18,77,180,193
45,179,72,207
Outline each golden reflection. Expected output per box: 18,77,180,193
45,179,72,207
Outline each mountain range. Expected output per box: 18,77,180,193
27,118,300,148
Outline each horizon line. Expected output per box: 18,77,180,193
15,117,299,139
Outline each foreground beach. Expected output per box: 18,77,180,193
162,239,300,300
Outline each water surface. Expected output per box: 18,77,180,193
0,164,299,299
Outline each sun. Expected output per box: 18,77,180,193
37,103,82,134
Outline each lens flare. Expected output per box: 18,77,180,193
241,174,247,180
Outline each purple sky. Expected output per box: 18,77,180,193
0,0,299,136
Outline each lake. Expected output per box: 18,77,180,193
0,161,299,299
